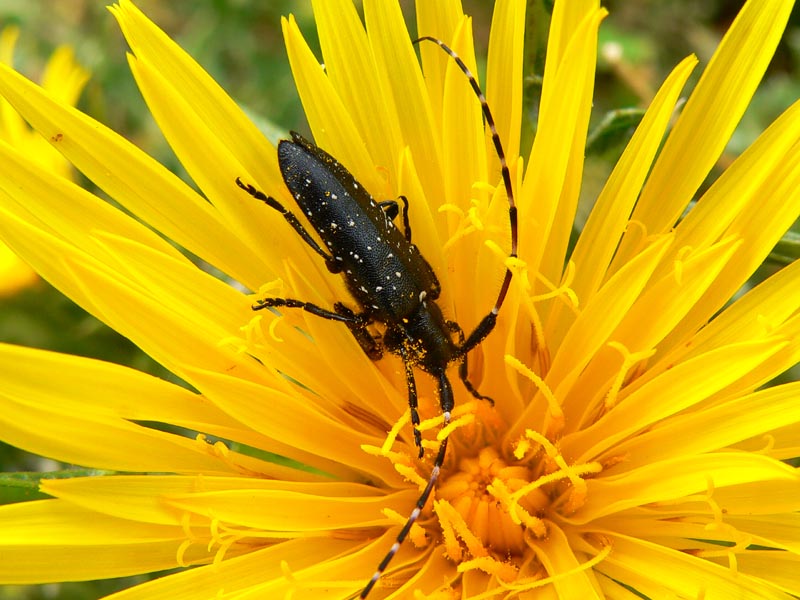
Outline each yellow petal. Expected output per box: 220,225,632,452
0,499,204,583
566,337,787,461
521,7,605,280
576,453,799,522
485,0,526,167
0,60,266,289
313,0,405,187
564,56,697,311
602,382,800,472
614,0,795,266
597,533,791,600
365,0,443,203
282,14,380,195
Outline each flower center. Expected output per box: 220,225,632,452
430,426,604,577
436,446,545,558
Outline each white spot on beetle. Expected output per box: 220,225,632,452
395,272,402,278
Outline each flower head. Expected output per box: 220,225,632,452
1,1,799,599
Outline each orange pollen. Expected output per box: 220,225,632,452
435,446,548,560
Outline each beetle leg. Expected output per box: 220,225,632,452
236,177,339,271
378,196,411,242
397,342,423,458
448,320,495,406
253,297,358,323
334,302,383,360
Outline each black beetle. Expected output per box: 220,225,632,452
237,36,517,599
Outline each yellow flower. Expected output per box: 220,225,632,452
1,1,799,599
0,26,89,296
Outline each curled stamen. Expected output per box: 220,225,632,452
281,560,297,584
467,206,485,231
604,342,657,411
268,314,284,342
500,542,612,592
529,261,579,311
487,478,547,537
439,202,465,218
213,536,235,565
513,436,532,461
458,555,518,581
217,334,249,354
176,539,193,568
395,462,428,489
505,355,563,431
673,245,695,285
442,220,477,253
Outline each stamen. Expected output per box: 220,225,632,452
467,206,485,231
442,219,477,253
213,537,235,565
673,245,695,285
395,462,428,489
487,478,547,537
176,539,192,568
604,342,657,412
505,355,564,433
513,437,532,460
458,555,518,581
268,314,284,342
361,444,410,466
499,543,612,593
382,408,410,453
381,508,429,547
217,333,250,353
438,202,465,218
437,500,464,561
280,560,297,584
434,499,489,559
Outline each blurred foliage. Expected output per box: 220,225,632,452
0,1,798,598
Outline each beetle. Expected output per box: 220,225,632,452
237,36,517,598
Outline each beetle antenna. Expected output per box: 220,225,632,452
360,421,449,598
359,37,518,597
414,36,518,322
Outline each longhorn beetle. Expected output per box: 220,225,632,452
236,37,517,598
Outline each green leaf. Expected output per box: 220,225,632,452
0,469,117,504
